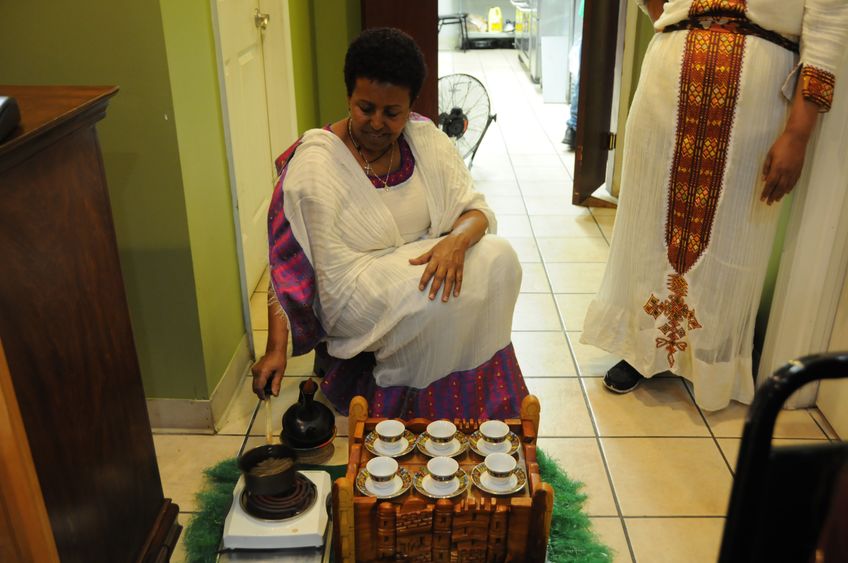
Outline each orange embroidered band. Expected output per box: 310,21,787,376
802,66,835,112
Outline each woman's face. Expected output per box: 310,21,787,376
348,78,412,154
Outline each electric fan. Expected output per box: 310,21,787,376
438,73,497,168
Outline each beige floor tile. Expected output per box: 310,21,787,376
703,402,827,439
248,376,349,438
257,268,270,293
583,378,710,437
519,263,551,293
717,437,832,472
569,333,620,377
626,518,725,563
590,207,617,217
509,153,570,168
554,295,595,332
244,435,350,466
524,378,595,436
519,181,580,199
249,292,268,330
496,214,533,236
217,377,260,435
596,215,615,240
809,408,841,440
504,236,541,262
538,438,618,516
590,518,633,563
530,214,603,237
546,262,606,293
511,331,577,377
486,195,526,215
172,517,190,562
153,434,244,512
537,237,609,262
602,438,732,516
475,180,522,196
514,166,570,185
513,294,562,330
524,195,580,216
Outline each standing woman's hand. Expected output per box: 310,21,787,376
760,69,822,206
760,132,808,205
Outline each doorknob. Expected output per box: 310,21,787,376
254,8,270,30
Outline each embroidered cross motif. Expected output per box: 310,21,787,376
645,274,702,367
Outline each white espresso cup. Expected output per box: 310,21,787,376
366,456,398,489
479,420,510,445
427,456,459,490
375,419,405,450
426,420,457,451
484,452,517,487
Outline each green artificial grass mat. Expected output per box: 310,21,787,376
183,450,611,562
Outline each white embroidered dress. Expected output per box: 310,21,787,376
582,0,848,410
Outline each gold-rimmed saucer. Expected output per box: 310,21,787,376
470,463,527,495
468,430,520,457
415,432,469,458
364,430,417,458
412,468,470,499
355,467,413,499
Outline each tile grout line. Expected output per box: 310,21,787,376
681,379,737,477
806,407,836,442
479,49,638,563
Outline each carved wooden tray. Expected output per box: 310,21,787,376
332,394,553,563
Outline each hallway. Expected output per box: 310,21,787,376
155,49,838,562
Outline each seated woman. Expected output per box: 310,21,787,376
251,28,528,419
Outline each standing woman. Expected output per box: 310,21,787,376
252,28,528,418
581,0,848,410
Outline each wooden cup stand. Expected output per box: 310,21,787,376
332,395,553,562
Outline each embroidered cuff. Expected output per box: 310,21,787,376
802,66,835,112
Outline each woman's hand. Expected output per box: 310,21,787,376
251,349,287,400
761,131,808,205
410,233,471,302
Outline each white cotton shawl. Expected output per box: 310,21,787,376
282,119,517,389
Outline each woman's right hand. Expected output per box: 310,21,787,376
251,349,287,400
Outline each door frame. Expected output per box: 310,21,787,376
572,0,626,207
210,0,299,356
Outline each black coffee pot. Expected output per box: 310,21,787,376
281,378,335,449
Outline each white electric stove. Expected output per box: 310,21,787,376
220,469,331,558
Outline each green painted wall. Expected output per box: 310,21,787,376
159,1,246,394
314,0,362,125
0,1,244,400
289,0,321,132
288,0,361,132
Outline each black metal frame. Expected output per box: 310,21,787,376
719,352,848,562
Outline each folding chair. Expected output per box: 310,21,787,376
719,352,848,563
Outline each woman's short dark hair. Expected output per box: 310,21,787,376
344,27,427,102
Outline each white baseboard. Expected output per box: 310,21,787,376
147,334,252,431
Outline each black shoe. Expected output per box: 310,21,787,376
562,126,576,151
603,361,644,393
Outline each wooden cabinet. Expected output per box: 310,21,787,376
0,86,180,563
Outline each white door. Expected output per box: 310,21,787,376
216,0,276,298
